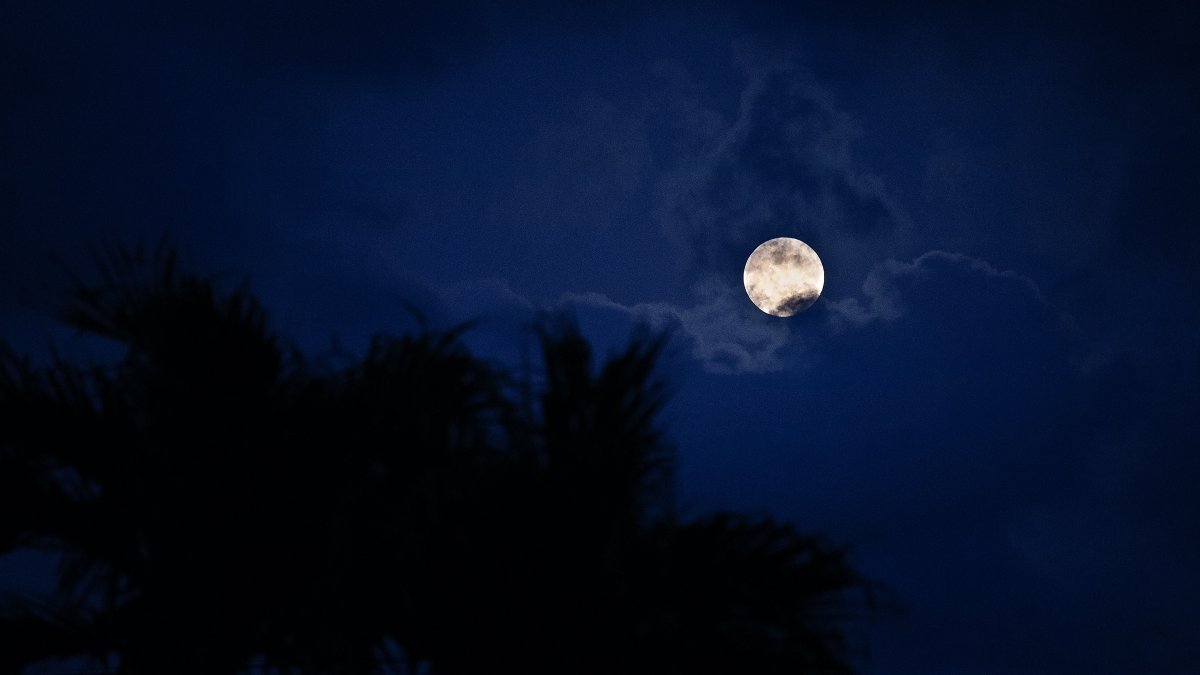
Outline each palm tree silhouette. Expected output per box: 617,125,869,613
0,244,889,674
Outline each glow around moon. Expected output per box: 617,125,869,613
743,237,824,317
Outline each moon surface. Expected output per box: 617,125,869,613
743,237,824,317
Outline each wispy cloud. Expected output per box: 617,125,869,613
826,250,1050,332
562,278,791,374
652,47,911,276
557,250,1060,375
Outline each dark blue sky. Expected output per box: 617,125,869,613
4,1,1199,672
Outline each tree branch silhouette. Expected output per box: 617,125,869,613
1,245,893,674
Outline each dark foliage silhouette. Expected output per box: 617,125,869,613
0,244,887,674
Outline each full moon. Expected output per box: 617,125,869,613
743,237,824,317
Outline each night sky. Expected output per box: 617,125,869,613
4,1,1200,672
